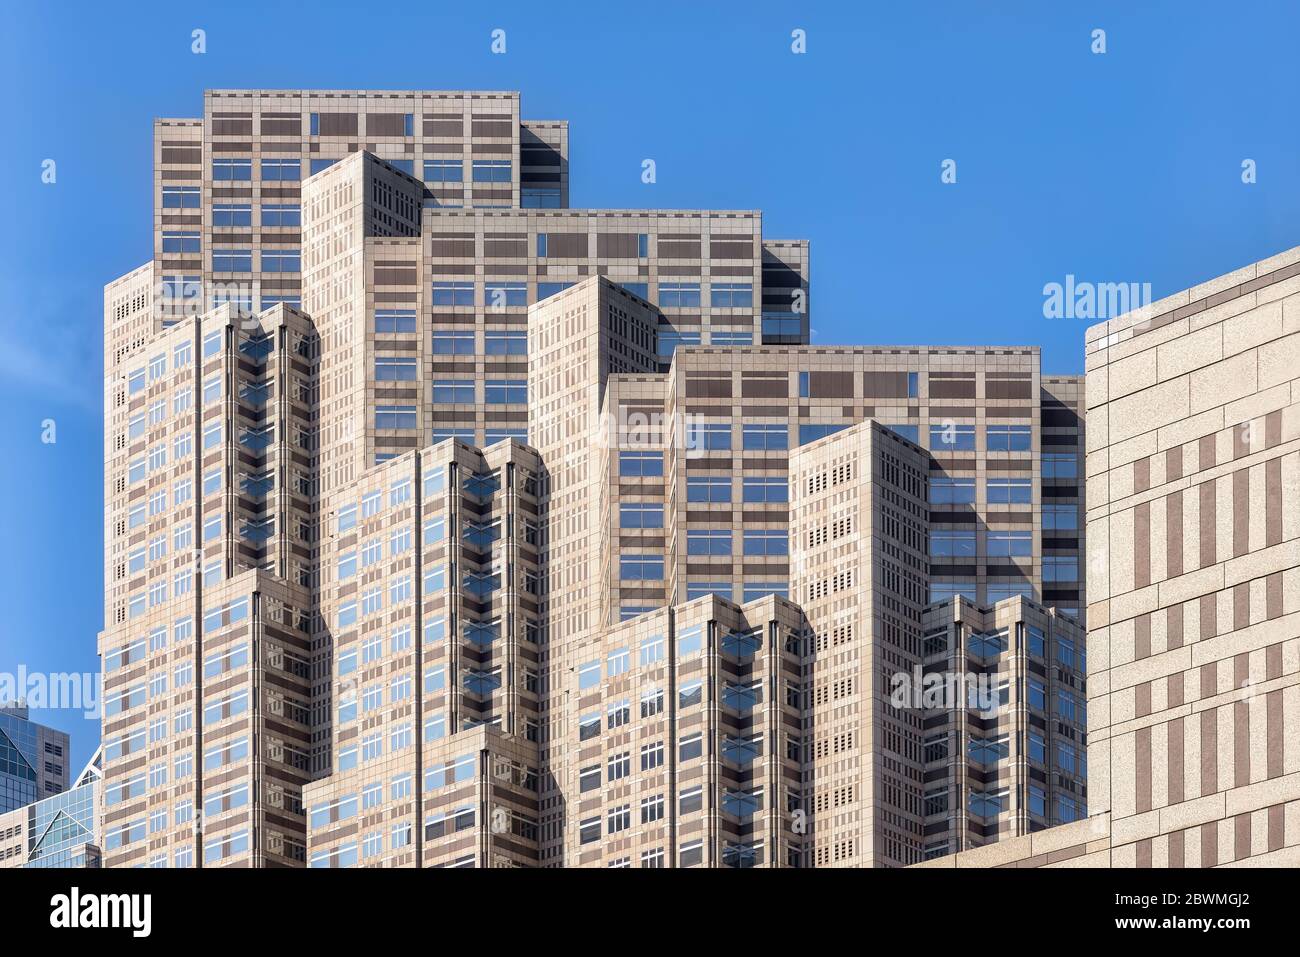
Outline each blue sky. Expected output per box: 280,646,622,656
1,0,1296,772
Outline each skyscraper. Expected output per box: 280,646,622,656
100,88,1086,868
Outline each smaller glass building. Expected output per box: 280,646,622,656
0,747,101,868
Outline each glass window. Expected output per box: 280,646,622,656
375,356,418,381
484,428,527,446
678,681,704,713
536,281,573,300
1043,452,1078,478
1043,555,1079,582
431,380,475,404
484,330,527,355
431,329,475,354
987,531,1033,557
987,425,1032,451
930,478,976,505
658,282,701,308
686,476,731,503
431,282,475,306
163,186,201,208
212,158,251,181
1029,785,1047,818
886,423,919,442
375,309,417,334
211,248,252,272
577,661,600,691
709,282,753,308
929,424,976,451
423,159,463,182
742,424,788,451
742,529,787,556
619,554,664,580
620,502,664,529
471,159,511,182
211,204,251,227
930,530,976,556
1027,729,1047,764
261,250,300,273
657,330,701,357
619,451,663,477
484,380,526,404
677,626,703,659
162,231,200,254
431,427,475,445
1028,678,1047,712
521,187,560,208
686,422,731,451
687,530,731,556
1043,503,1078,530
639,635,665,668
968,789,1008,820
968,735,1009,766
798,423,848,446
261,158,300,181
606,647,630,678
484,282,527,307
742,477,787,503
711,331,752,346
967,629,1008,658
741,582,786,601
686,580,731,601
374,406,417,429
1055,636,1083,671
929,580,976,603
261,204,300,227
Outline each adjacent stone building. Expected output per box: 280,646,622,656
919,244,1300,868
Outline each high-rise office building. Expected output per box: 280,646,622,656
99,88,1086,868
0,705,70,814
920,244,1300,868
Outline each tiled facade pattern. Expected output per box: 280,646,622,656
525,279,660,863
302,439,546,868
554,329,1086,867
554,594,808,868
98,86,1105,870
152,90,564,324
99,290,319,868
787,421,930,866
919,244,1300,868
100,566,313,868
300,153,811,477
595,345,1086,624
